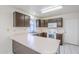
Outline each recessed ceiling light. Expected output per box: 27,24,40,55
41,5,63,13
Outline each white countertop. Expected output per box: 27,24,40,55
10,33,60,54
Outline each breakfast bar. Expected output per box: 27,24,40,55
11,33,60,54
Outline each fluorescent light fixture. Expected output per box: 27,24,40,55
41,5,63,13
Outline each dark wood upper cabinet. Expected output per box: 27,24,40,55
48,18,63,27
57,18,63,27
14,12,25,27
36,19,48,27
40,20,45,27
44,20,48,27
24,15,30,27
13,12,30,27
39,20,41,27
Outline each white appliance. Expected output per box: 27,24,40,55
48,23,57,28
48,23,57,39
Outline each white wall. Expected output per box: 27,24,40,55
0,6,30,54
0,6,13,53
41,12,79,45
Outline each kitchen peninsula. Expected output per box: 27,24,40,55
11,33,60,54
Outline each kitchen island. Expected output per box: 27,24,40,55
10,33,60,54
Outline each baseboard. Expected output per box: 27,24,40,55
64,42,79,46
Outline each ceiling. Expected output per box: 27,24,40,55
12,5,79,18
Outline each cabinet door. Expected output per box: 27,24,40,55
56,34,62,45
13,12,30,27
44,20,48,27
40,32,47,37
14,12,25,27
13,40,39,54
36,20,48,27
36,20,41,27
24,15,30,27
39,20,41,27
57,18,63,27
41,20,45,27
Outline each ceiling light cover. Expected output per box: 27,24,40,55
41,5,63,13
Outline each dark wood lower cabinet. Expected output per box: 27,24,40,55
39,32,47,37
33,32,47,37
12,40,40,54
56,34,63,45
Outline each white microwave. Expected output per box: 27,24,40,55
48,23,57,28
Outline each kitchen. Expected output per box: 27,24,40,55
0,5,79,54
12,11,61,54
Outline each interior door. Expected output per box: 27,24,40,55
64,19,78,45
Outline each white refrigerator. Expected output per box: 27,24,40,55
48,23,57,39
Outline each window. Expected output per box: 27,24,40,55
29,20,36,33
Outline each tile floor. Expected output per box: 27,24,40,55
60,43,79,54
